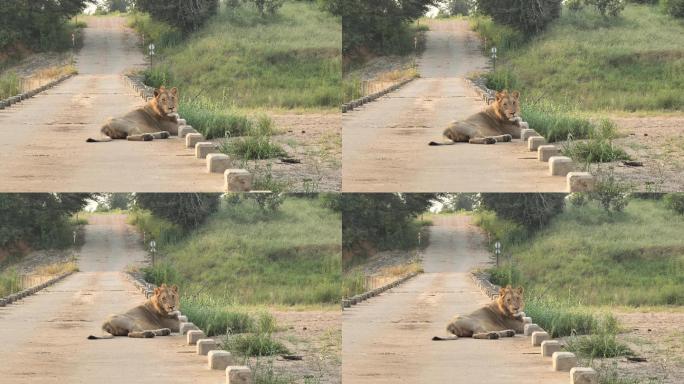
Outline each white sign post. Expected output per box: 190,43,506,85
494,241,501,266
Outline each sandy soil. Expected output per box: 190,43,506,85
0,16,226,192
603,116,684,191
342,215,569,383
260,112,341,192
0,214,224,383
342,19,567,192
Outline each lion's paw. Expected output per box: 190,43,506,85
142,134,154,141
485,137,496,145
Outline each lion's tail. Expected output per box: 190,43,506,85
428,140,456,146
87,335,114,340
432,335,459,341
86,136,113,143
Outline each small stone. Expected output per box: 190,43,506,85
185,133,204,148
571,367,598,384
552,352,577,371
531,331,550,346
528,136,547,151
207,154,232,174
521,129,539,141
541,340,562,358
180,322,199,335
538,145,561,162
197,339,218,355
179,125,197,138
224,169,252,192
187,330,206,345
567,172,595,192
195,142,219,159
226,366,252,384
208,350,233,370
549,156,574,176
524,323,544,336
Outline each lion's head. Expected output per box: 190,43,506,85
151,86,178,117
493,90,520,122
496,285,524,317
151,283,179,315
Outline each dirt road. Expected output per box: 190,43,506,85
0,214,222,383
0,16,223,192
342,215,568,383
342,20,566,192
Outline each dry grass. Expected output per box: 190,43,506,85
33,260,79,276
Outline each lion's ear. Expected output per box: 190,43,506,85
499,287,506,297
171,284,178,292
511,91,520,99
160,283,167,288
170,87,178,96
154,89,160,98
154,287,160,295
516,286,524,294
495,90,508,101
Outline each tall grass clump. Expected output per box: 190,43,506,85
127,209,183,246
562,120,631,164
523,295,602,337
222,313,289,357
0,269,21,297
565,315,633,359
181,295,255,336
178,98,257,139
0,71,20,99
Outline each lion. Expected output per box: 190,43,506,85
429,90,523,145
88,283,181,339
433,285,525,340
86,86,181,142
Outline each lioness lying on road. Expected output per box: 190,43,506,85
87,86,181,142
433,285,525,340
429,90,523,145
88,283,180,339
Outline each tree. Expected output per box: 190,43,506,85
338,0,438,55
446,0,473,16
247,0,285,16
105,0,132,13
134,193,220,228
135,0,219,31
0,0,91,52
479,193,565,229
585,0,625,17
341,193,438,255
475,0,562,34
442,193,478,212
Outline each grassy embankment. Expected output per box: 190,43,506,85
469,4,683,164
473,198,684,369
127,2,341,162
128,195,341,378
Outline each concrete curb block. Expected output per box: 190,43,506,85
0,73,75,110
226,366,253,384
342,271,420,310
342,76,417,113
224,169,253,192
0,270,75,306
208,350,234,370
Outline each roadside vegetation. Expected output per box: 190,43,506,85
470,193,684,376
464,1,684,166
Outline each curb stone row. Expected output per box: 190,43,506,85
0,270,76,307
342,271,420,309
123,74,254,193
125,271,254,383
341,76,417,113
0,73,76,110
471,270,600,384
465,76,596,192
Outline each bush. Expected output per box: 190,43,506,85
585,0,626,17
134,193,220,229
588,171,631,212
664,193,684,215
567,0,586,11
248,0,285,16
476,0,562,34
135,0,218,32
468,16,525,52
661,0,684,17
478,193,566,230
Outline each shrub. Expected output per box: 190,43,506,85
588,171,632,212
476,0,562,34
134,193,220,229
585,0,626,17
661,0,684,17
248,0,285,16
135,0,219,32
664,193,684,215
567,0,586,11
478,193,566,230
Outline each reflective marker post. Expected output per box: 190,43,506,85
494,241,501,267
148,43,155,68
491,47,498,71
150,240,157,266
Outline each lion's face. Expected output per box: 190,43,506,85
497,285,524,317
494,90,520,121
153,283,179,314
153,86,178,116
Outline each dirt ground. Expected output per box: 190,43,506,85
260,112,341,192
603,116,684,191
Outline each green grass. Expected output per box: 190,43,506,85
133,196,341,306
342,270,366,298
561,119,632,163
0,71,20,99
128,210,184,245
0,268,21,297
469,15,526,53
181,294,256,336
135,2,341,110
481,199,684,307
127,12,183,48
221,135,287,160
484,4,684,111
